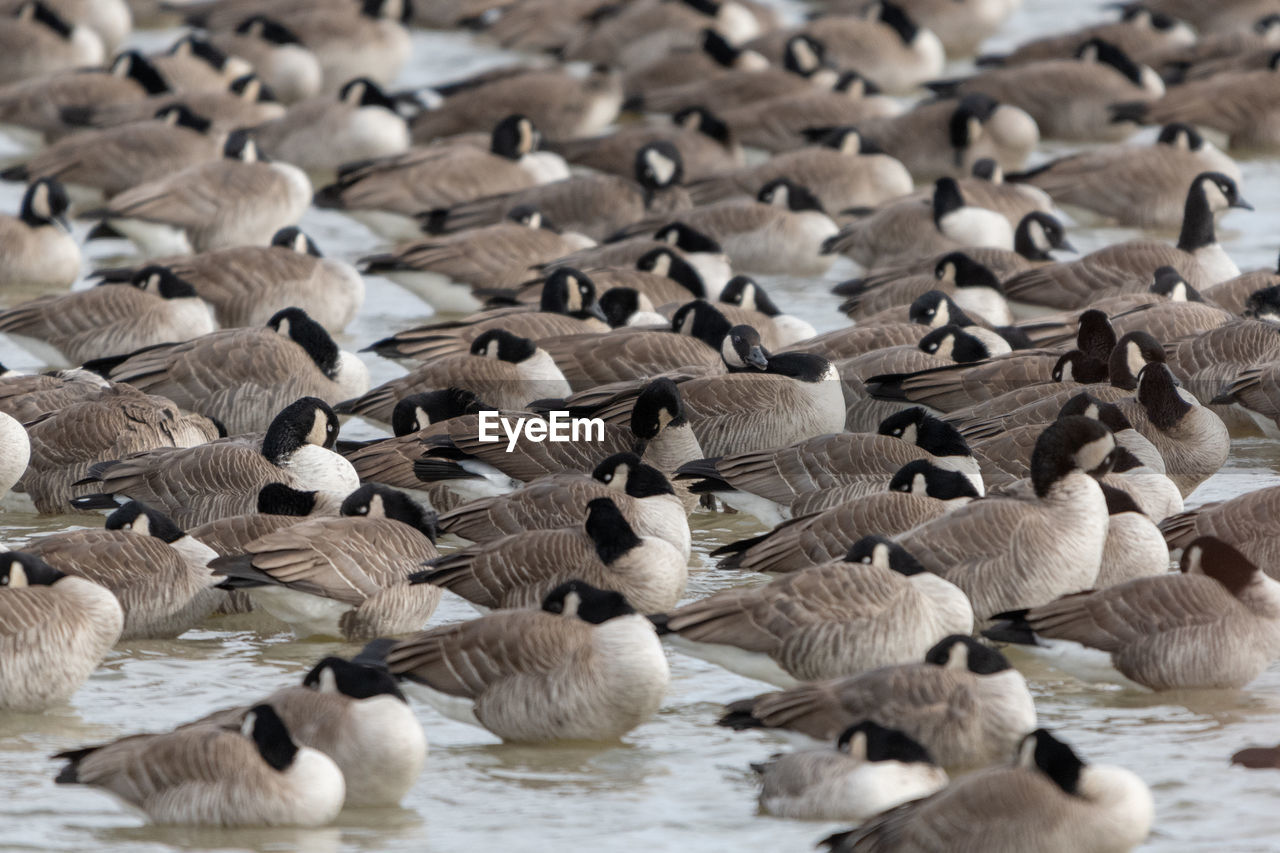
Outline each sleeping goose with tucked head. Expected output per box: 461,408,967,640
652,536,973,687
53,703,345,827
0,552,122,712
985,536,1280,690
381,580,669,743
720,635,1035,771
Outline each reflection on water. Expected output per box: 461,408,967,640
3,0,1280,850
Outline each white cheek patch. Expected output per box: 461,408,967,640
1127,342,1146,380
871,542,892,569
561,590,582,617
9,561,27,588
790,39,818,73
845,731,868,760
485,340,500,358
318,667,338,693
902,423,918,445
31,183,50,219
839,132,861,155
933,336,956,361
1202,180,1229,213
645,150,677,186
649,253,672,277
1074,434,1116,473
946,641,969,670
1029,220,1049,252
293,232,309,253
912,472,927,493
307,409,329,446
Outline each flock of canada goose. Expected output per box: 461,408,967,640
7,0,1280,849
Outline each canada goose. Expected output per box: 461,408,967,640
1160,484,1280,573
677,407,982,525
656,330,843,457
363,267,609,362
148,35,251,93
823,178,1014,270
88,308,367,435
0,104,221,207
0,0,132,54
1115,55,1280,150
70,396,360,527
831,0,1014,58
411,65,621,143
67,73,286,136
621,179,835,276
548,105,743,182
977,5,1194,68
837,252,1018,325
359,212,591,312
414,496,687,613
712,460,978,573
439,452,691,560
54,703,345,826
211,484,440,640
316,115,570,242
823,729,1154,853
856,93,1040,179
1115,362,1229,496
338,329,568,425
0,410,29,497
533,300,734,391
1163,318,1280,412
716,73,903,154
187,653,425,806
1001,172,1251,310
1007,122,1241,228
1109,297,1236,343
633,34,838,115
895,416,1116,621
754,721,948,822
0,268,214,367
93,227,364,333
721,635,1035,771
251,77,408,173
206,16,321,103
83,129,310,256
986,536,1280,690
382,580,667,742
422,141,691,242
932,38,1165,142
22,501,221,639
0,177,79,290
653,535,972,686
0,552,122,712
835,211,1074,305
717,276,816,348
685,126,912,213
747,4,945,94
0,49,167,143
187,483,344,560
1096,485,1171,587
0,1,104,85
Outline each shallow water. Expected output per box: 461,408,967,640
4,0,1280,850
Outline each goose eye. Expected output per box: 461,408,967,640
0,577,7,585
602,473,613,482
927,343,938,352
860,556,872,563
892,428,902,436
